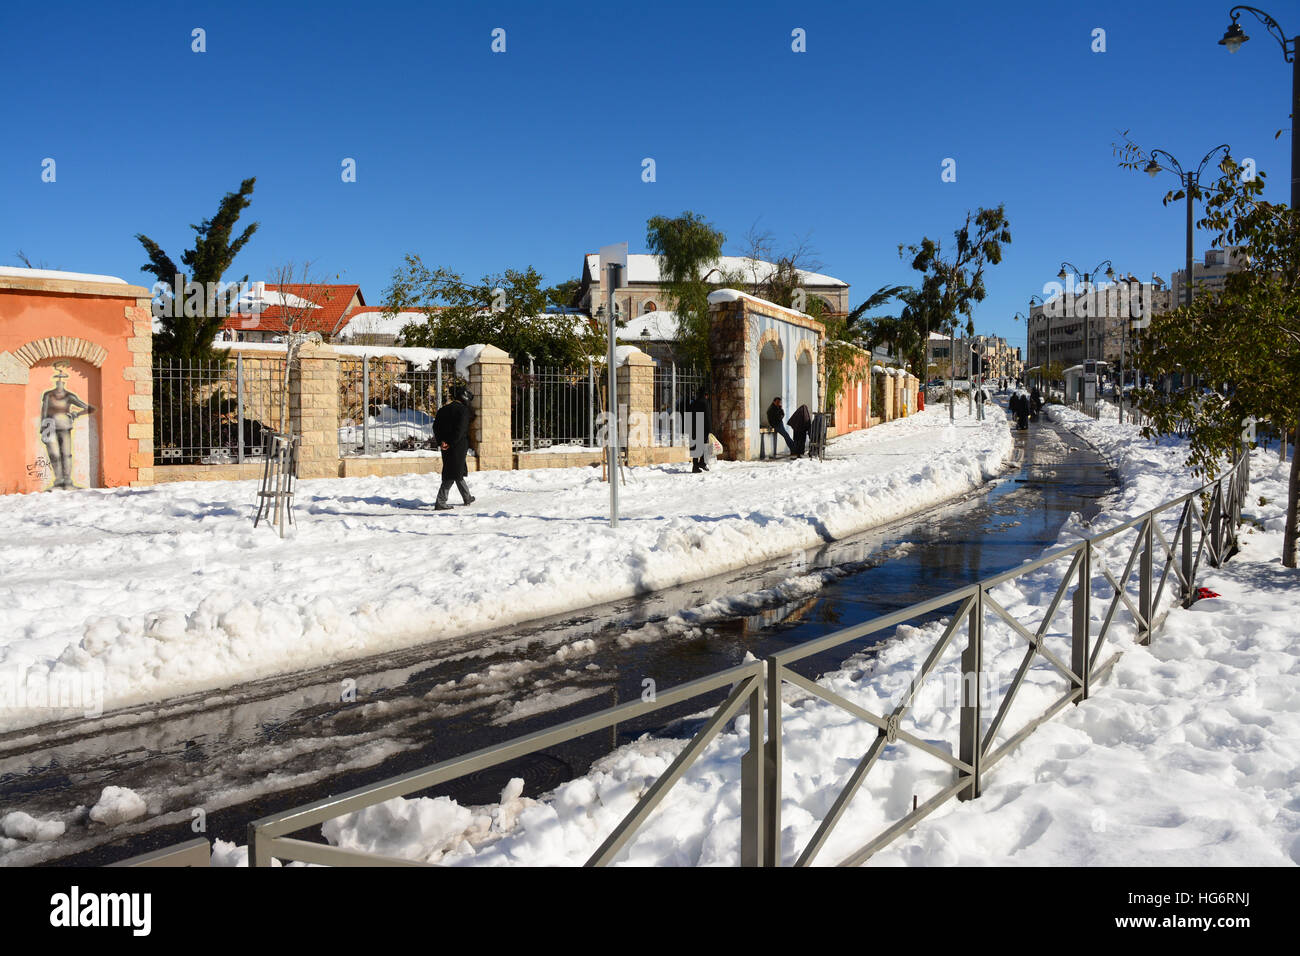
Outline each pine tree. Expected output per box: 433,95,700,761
137,177,260,362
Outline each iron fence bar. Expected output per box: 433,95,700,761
985,591,1081,686
1072,544,1091,695
834,775,972,868
1151,504,1191,594
109,837,211,868
249,660,761,863
763,660,783,868
1093,526,1147,644
1181,502,1195,606
982,685,1082,773
1099,563,1145,635
795,732,888,868
588,360,595,448
236,354,245,465
671,363,678,446
585,672,759,867
770,583,978,668
980,640,1039,757
263,838,431,867
362,356,371,457
529,355,535,452
780,668,972,773
1032,548,1084,642
1209,484,1224,566
740,664,765,867
892,595,976,714
436,360,443,409
958,588,983,801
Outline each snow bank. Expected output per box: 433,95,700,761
0,406,1009,730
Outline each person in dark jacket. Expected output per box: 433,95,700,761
689,386,714,473
1029,386,1043,421
1010,390,1029,431
433,386,475,510
788,403,812,457
766,396,795,456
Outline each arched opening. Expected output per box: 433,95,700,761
642,300,657,313
759,341,783,418
796,350,815,411
25,357,102,491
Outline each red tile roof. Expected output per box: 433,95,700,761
221,284,364,338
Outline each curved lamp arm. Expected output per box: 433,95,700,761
1225,6,1296,61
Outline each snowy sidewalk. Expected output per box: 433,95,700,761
0,405,1011,729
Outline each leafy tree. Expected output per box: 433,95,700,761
900,206,1012,344
384,255,601,368
646,211,727,374
137,177,259,362
1120,148,1300,566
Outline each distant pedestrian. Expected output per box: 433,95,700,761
433,386,475,510
1010,390,1029,431
788,403,812,457
689,386,714,473
767,396,795,456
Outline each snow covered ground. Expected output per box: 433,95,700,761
0,404,1010,732
239,406,1298,867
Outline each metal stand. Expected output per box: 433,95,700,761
253,430,301,537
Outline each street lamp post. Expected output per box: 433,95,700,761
1220,6,1299,214
1142,146,1231,308
1057,261,1114,368
1027,292,1048,396
1221,8,1297,466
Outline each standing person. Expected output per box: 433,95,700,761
788,403,812,457
689,385,714,473
433,385,475,510
1029,385,1042,421
766,396,795,456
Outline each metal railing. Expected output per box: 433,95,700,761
153,355,286,466
762,449,1248,865
247,660,766,867
652,363,707,447
140,448,1249,867
109,837,211,867
512,359,606,453
337,357,458,457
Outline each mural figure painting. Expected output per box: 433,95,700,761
39,362,95,490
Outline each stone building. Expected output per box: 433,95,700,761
1027,281,1172,371
707,290,826,461
578,254,850,322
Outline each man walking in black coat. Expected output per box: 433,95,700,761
433,386,475,510
689,386,714,473
766,396,795,456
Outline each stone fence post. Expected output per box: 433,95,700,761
616,347,655,466
466,345,513,472
290,345,340,479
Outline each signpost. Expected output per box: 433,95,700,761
599,242,627,528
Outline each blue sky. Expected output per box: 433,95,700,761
2,0,1294,347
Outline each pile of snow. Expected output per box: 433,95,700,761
87,786,148,827
2,811,65,842
0,406,1010,730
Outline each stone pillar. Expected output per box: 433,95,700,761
290,345,340,479
894,373,905,418
616,347,655,466
467,344,513,472
880,372,894,421
126,296,155,486
708,298,749,460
